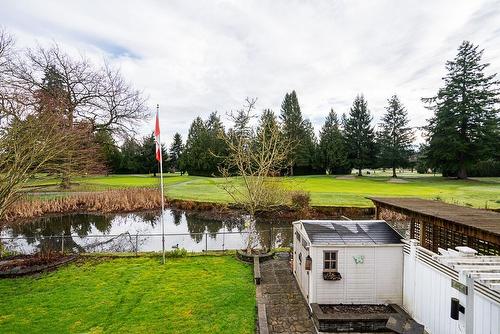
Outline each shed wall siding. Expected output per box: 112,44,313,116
312,245,403,305
293,226,310,300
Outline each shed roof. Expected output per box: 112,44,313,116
369,197,500,236
298,220,403,245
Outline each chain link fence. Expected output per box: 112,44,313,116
0,227,293,255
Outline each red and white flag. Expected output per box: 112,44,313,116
154,108,162,162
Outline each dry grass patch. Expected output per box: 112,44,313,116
3,189,162,223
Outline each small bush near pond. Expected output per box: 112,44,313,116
0,255,255,333
166,247,188,258
291,190,311,209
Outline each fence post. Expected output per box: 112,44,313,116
205,233,208,253
269,227,273,251
61,233,64,254
222,230,225,253
135,233,138,256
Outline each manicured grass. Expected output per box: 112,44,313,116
26,173,500,209
0,256,255,334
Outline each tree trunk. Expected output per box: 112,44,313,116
457,152,467,179
457,167,467,179
358,167,362,176
392,165,397,178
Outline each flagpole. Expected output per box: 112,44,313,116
157,104,166,264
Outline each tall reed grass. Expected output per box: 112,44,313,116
3,189,162,223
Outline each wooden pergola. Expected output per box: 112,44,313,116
368,197,500,255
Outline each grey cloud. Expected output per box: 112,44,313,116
1,0,499,146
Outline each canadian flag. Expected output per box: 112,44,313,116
154,108,162,162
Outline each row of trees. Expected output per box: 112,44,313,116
176,91,414,178
97,131,184,175
176,41,499,179
94,40,498,180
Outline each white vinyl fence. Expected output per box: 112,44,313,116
403,240,500,334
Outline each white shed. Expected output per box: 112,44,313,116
292,220,404,306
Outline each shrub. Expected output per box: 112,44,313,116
290,191,311,210
415,160,428,174
166,248,187,258
467,160,500,177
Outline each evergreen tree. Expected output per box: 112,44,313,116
344,95,376,176
301,119,321,174
119,137,143,173
423,41,499,179
319,109,350,174
140,133,161,175
279,90,318,175
94,129,121,174
205,112,227,175
168,133,184,172
181,117,207,175
37,65,67,117
257,109,279,145
181,113,227,176
232,108,252,139
377,95,415,178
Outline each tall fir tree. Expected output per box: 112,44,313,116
377,95,415,178
255,109,282,168
319,109,350,174
257,109,279,140
94,129,121,174
140,133,166,176
168,133,184,172
181,113,227,176
182,117,207,176
344,95,376,176
279,90,318,175
423,41,499,179
205,112,228,175
119,137,143,174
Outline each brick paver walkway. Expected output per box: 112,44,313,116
259,254,316,334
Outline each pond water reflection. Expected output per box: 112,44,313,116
0,210,293,254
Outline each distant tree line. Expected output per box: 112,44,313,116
99,40,499,179
153,91,416,178
96,130,183,175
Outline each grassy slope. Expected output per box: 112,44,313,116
26,173,500,209
0,256,255,334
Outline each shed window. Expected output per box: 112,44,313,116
323,251,338,271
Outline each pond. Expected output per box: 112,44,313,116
0,209,294,254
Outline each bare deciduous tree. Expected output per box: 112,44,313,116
219,98,294,253
0,29,105,219
0,113,103,221
6,43,148,135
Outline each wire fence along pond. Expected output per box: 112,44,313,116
0,211,294,255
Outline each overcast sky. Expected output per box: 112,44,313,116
2,0,500,145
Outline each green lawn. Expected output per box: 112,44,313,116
26,172,500,209
0,256,255,334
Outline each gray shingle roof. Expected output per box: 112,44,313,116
300,220,403,245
